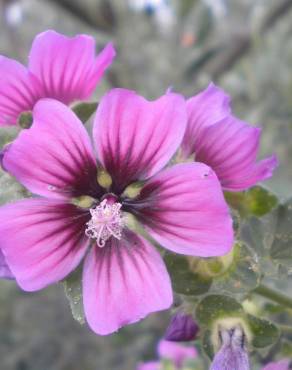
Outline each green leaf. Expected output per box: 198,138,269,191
225,185,278,218
241,198,292,269
281,341,292,357
63,266,85,324
270,198,292,267
247,314,280,348
211,243,261,295
240,213,278,276
195,295,243,328
202,329,214,359
196,296,279,355
72,101,98,123
0,128,30,204
164,253,212,296
240,216,273,257
161,359,176,370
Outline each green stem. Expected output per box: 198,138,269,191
253,284,292,309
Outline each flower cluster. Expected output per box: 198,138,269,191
138,316,290,370
0,30,276,338
137,337,290,370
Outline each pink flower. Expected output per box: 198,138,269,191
261,360,291,370
0,89,233,335
181,83,278,191
158,340,198,368
137,340,197,370
137,362,161,370
0,30,115,126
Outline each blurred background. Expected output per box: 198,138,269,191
0,0,292,369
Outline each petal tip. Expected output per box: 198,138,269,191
102,42,117,59
86,298,173,336
259,154,279,181
205,82,231,105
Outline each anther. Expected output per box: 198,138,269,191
85,199,123,247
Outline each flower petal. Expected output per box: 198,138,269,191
262,360,290,370
0,199,89,291
3,99,101,199
126,163,233,257
136,362,160,370
28,30,115,104
182,83,231,157
0,56,42,126
83,229,173,335
210,326,250,370
82,42,116,98
195,116,278,191
158,340,197,368
0,249,14,279
93,88,187,194
210,345,250,370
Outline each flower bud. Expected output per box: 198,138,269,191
210,321,250,370
242,299,260,316
189,248,234,279
164,312,199,342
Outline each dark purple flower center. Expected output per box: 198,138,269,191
76,169,147,246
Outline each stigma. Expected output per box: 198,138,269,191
85,199,124,247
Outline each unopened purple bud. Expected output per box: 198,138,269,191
164,312,199,342
210,325,250,370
